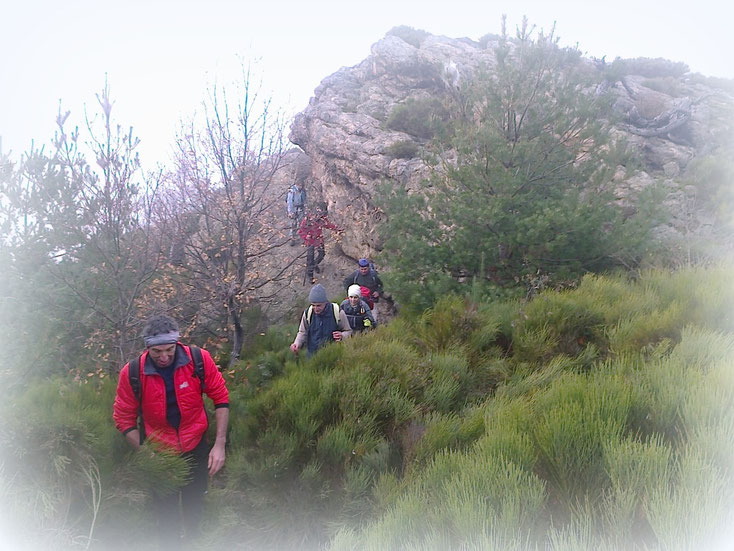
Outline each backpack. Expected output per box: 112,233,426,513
287,185,306,209
305,302,340,326
128,345,206,443
360,286,375,310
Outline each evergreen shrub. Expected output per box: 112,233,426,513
386,25,430,48
646,448,734,550
423,350,471,412
602,434,673,542
512,291,605,362
606,301,684,355
532,371,632,504
386,97,449,140
6,264,734,550
384,140,420,159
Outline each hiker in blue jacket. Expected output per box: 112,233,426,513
290,284,352,357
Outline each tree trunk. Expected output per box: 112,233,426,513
228,297,244,368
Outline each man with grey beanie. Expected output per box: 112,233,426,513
291,283,352,357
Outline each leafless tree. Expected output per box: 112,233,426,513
161,65,301,366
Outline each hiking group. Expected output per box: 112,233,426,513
112,174,385,550
286,175,383,354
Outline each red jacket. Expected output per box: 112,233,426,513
113,344,229,453
297,213,340,247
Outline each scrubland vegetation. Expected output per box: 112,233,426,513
2,18,733,551
2,264,733,550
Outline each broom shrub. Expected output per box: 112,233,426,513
4,264,733,549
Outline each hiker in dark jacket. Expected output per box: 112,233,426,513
291,284,352,357
340,284,376,332
343,258,384,317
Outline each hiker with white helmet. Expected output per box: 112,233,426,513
340,284,376,332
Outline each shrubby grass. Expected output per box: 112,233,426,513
3,263,733,549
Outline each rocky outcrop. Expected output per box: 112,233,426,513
289,29,733,266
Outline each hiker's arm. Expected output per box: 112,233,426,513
209,406,229,476
364,304,376,327
374,274,384,294
337,310,353,339
202,349,229,406
113,364,141,448
291,312,308,352
124,429,142,451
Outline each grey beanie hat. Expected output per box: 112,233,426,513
308,283,328,303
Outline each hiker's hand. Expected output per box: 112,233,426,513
290,342,300,354
332,331,342,341
208,442,226,476
125,429,142,451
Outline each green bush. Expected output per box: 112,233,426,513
416,295,480,352
386,97,449,140
411,408,485,466
646,448,734,550
384,139,420,159
512,291,606,363
606,301,684,355
424,350,471,413
642,76,683,96
386,25,430,48
316,424,360,469
605,57,689,80
342,447,546,549
602,434,673,542
0,377,186,550
533,371,632,504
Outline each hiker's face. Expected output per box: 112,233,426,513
348,295,361,307
148,343,176,368
359,266,369,276
311,302,327,315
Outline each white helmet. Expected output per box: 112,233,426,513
347,284,361,298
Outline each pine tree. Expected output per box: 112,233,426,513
380,18,662,308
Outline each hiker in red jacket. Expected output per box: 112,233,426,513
298,202,342,283
113,314,229,548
